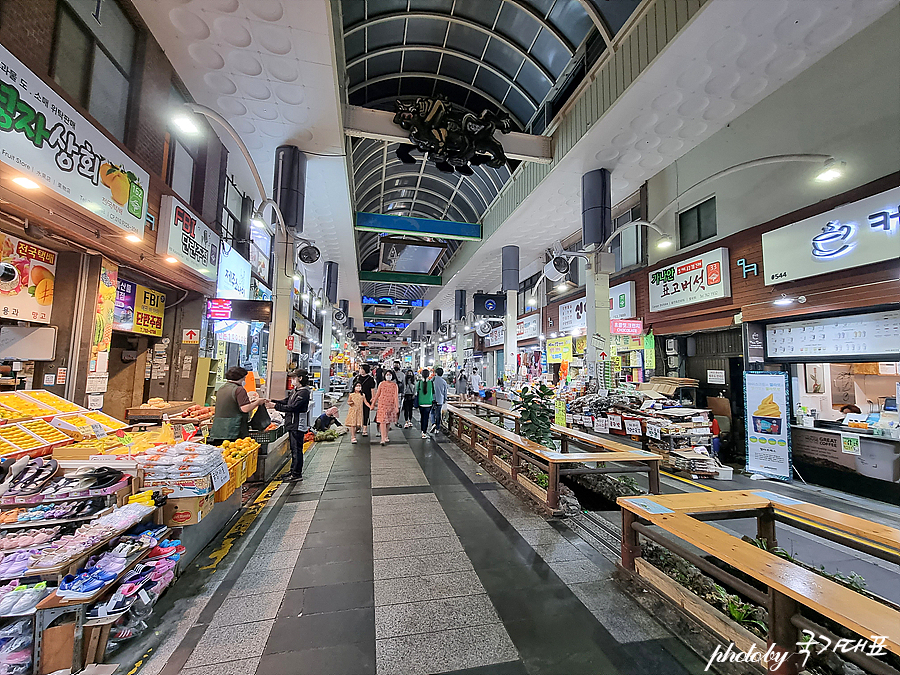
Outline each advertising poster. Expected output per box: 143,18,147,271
90,260,118,373
114,279,165,336
648,247,731,312
744,371,792,481
0,232,57,323
546,337,573,363
0,45,148,237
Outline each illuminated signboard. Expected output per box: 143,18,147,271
206,299,273,322
362,296,426,308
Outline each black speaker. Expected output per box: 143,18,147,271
473,293,506,317
273,145,307,231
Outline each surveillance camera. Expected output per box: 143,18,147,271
543,256,569,282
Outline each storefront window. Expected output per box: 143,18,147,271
679,196,717,247
612,207,643,271
52,0,135,141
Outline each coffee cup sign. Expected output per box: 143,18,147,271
811,221,855,259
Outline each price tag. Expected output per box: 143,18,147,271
565,414,573,425
647,424,662,440
624,419,643,435
138,589,151,604
691,427,711,435
210,461,230,491
608,414,623,430
182,423,197,441
594,417,609,434
598,389,609,397
582,415,592,426
640,400,655,410
692,416,707,423
77,425,93,438
90,422,107,438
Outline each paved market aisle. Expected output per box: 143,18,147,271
146,427,704,675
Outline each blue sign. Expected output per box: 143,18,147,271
355,212,482,241
484,299,497,312
362,295,425,308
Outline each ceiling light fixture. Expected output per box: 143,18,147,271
171,114,200,135
555,282,568,292
12,177,40,190
251,212,266,228
656,234,674,250
550,332,557,338
815,159,845,182
165,256,178,264
773,294,794,306
125,234,141,243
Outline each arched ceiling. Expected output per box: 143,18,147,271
341,0,610,332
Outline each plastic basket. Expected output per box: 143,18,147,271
246,449,259,478
250,426,284,444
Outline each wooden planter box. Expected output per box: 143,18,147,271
517,473,548,503
493,456,512,475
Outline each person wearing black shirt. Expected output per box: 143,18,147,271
352,364,377,436
267,370,310,481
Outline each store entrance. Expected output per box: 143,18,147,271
106,332,152,422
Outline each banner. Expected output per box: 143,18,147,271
114,279,165,336
90,260,118,373
744,371,791,481
0,45,148,237
558,296,587,332
546,337,572,363
0,232,57,323
157,195,219,282
649,247,731,312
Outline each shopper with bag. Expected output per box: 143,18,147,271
401,371,416,428
209,367,268,444
416,369,435,439
267,370,310,482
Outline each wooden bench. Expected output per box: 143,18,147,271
446,405,660,512
617,490,900,672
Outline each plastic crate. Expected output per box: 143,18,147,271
250,426,283,444
246,449,258,478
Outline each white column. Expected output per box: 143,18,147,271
585,250,614,369
504,289,517,383
265,230,293,398
321,309,333,392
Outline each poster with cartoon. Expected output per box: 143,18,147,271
0,232,57,324
90,261,118,373
744,371,792,481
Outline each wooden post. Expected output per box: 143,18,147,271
768,589,800,675
647,462,660,495
547,462,559,510
470,424,477,453
514,417,520,434
757,507,777,549
511,446,519,480
560,436,568,453
621,509,640,571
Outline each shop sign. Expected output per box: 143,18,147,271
362,295,425,307
558,296,587,332
765,309,900,359
546,336,572,363
609,281,635,320
0,232,57,323
215,245,251,345
485,325,504,347
0,45,148,238
648,247,731,312
761,186,900,286
744,371,791,481
610,319,643,336
517,314,540,341
113,278,165,337
157,195,219,282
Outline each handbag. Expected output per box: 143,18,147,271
249,404,271,432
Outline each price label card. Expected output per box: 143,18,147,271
691,427,711,435
692,416,707,423
90,422,107,438
565,414,573,425
210,461,231,491
647,424,662,440
594,417,609,434
608,414,623,430
624,419,643,435
598,389,609,397
182,423,197,441
640,400,654,410
582,415,592,426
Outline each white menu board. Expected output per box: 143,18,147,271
766,309,900,359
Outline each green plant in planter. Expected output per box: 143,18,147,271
512,383,556,450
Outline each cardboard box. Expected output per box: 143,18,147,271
162,493,214,526
144,474,214,498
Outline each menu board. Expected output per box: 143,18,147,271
766,309,900,360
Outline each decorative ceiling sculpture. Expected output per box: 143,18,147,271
393,96,512,176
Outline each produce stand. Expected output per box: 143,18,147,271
124,401,195,424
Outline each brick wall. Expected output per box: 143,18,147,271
129,36,171,178
0,0,57,75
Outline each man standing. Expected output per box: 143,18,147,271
393,362,404,428
267,370,310,482
352,364,376,436
469,367,482,401
430,367,448,433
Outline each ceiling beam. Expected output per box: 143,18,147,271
359,270,443,286
344,104,552,164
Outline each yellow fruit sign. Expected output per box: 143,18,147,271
0,233,57,323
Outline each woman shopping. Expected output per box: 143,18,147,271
416,369,435,439
209,367,268,444
371,369,400,445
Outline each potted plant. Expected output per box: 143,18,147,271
511,384,555,498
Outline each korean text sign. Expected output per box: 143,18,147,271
648,247,731,312
0,232,57,323
156,195,219,282
114,279,165,337
0,44,148,237
744,371,791,481
546,337,573,364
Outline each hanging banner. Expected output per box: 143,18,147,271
90,260,118,373
0,45,148,237
546,337,572,363
643,333,656,371
649,247,731,312
744,371,791,481
0,232,57,323
113,278,165,336
157,195,219,282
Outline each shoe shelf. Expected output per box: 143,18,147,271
0,506,113,532
0,542,52,557
37,528,171,612
0,476,132,507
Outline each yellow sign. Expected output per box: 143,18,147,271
546,337,572,364
133,285,165,336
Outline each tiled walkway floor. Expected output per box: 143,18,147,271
147,427,705,675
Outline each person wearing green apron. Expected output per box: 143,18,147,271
209,367,268,443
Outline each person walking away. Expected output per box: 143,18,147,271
416,369,435,439
352,364,376,436
393,363,404,428
313,407,340,432
455,370,468,401
209,367,268,444
345,382,366,444
469,368,482,401
267,370,310,482
402,371,417,428
372,369,400,445
430,367,448,433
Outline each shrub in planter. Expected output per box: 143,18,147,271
512,383,557,450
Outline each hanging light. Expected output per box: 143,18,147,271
815,158,845,182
